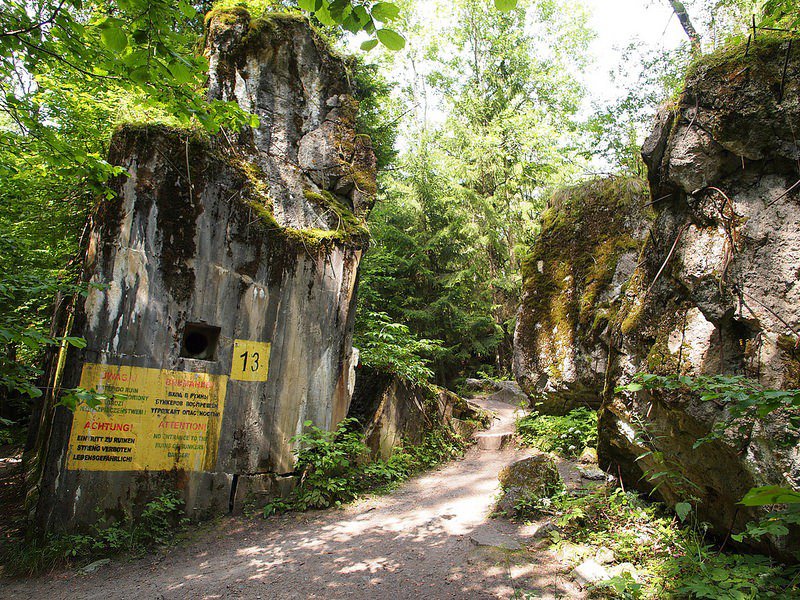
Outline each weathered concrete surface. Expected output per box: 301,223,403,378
347,366,480,460
205,9,376,229
597,38,800,555
513,177,652,414
513,38,800,556
27,10,375,534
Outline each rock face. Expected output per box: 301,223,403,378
205,9,376,229
347,366,478,460
513,177,652,414
26,10,375,533
598,38,800,555
515,38,800,555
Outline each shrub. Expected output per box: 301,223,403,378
263,421,466,517
515,407,598,458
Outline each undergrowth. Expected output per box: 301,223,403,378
1,491,188,576
537,486,800,599
515,407,598,458
263,417,465,516
508,393,800,598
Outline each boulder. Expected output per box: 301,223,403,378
469,527,523,551
578,447,598,464
513,177,652,414
347,366,478,460
598,38,800,556
571,559,610,587
513,37,800,557
496,454,562,516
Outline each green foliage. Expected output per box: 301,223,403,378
263,419,465,516
515,407,598,459
535,486,800,599
0,242,97,412
0,417,23,445
618,374,800,447
290,418,370,510
584,43,689,175
349,59,401,170
2,491,188,576
356,0,592,382
618,374,800,551
355,151,505,382
665,550,798,599
594,572,644,600
293,0,405,49
356,311,442,385
761,0,800,31
1,0,250,184
732,485,800,544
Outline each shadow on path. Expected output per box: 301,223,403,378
3,397,581,599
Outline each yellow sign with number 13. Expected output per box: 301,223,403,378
231,339,271,381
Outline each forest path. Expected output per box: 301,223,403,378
3,396,582,600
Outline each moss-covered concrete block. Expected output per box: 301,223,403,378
513,177,652,414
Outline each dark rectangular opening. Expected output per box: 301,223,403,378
180,323,221,361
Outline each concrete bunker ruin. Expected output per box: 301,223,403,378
26,9,375,533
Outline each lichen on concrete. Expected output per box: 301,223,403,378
29,10,374,536
595,33,800,557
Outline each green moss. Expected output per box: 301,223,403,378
645,331,680,374
204,5,251,28
618,267,648,336
205,4,344,72
518,176,651,357
685,31,797,82
302,188,369,235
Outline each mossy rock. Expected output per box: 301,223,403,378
514,176,653,410
496,455,562,517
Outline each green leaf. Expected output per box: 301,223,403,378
315,4,336,26
494,0,518,11
297,0,316,11
675,501,692,522
63,336,87,349
371,2,400,22
178,0,197,18
360,38,379,51
168,61,194,85
100,27,128,53
130,66,150,83
740,485,800,506
376,29,405,51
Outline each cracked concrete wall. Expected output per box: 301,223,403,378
30,10,375,533
597,38,800,556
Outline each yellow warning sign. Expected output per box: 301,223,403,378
230,339,271,381
66,364,227,472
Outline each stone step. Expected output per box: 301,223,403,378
474,431,513,451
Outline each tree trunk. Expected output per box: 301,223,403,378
667,0,702,54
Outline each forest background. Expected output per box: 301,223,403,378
1,0,797,437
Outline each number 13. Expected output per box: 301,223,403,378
239,351,260,372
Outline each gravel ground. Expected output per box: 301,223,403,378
2,397,583,600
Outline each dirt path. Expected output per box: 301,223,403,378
2,397,582,600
